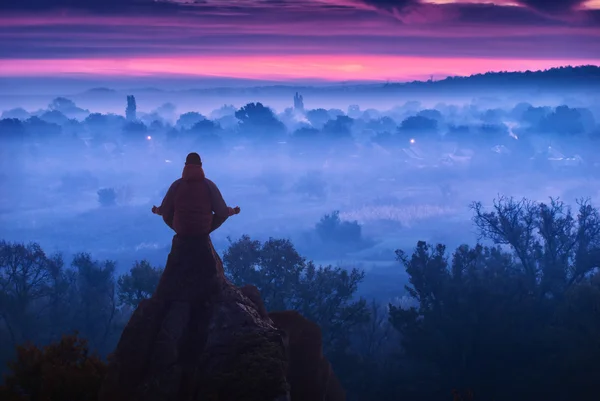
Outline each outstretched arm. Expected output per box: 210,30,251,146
152,181,180,230
206,179,240,218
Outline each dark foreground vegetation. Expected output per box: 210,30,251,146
2,196,600,401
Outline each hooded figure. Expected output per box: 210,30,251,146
152,152,240,236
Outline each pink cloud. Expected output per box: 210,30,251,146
0,0,598,80
0,55,598,81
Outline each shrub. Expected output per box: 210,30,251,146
97,188,117,207
0,334,108,401
315,211,362,244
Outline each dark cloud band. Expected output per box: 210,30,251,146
0,0,181,12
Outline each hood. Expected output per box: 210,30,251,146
182,164,206,181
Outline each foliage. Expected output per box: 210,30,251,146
122,121,147,141
398,115,438,137
0,241,55,345
70,254,118,352
305,108,330,128
470,196,600,296
3,195,600,400
315,211,362,245
0,119,27,140
117,260,163,308
222,235,369,354
322,115,353,140
0,334,107,401
176,111,206,129
235,102,285,140
389,196,600,401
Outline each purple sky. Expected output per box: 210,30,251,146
0,0,599,81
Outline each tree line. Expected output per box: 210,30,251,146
1,95,598,158
2,196,600,400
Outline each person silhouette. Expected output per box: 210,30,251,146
152,152,240,236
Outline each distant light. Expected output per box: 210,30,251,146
410,138,415,144
165,159,172,163
146,135,152,140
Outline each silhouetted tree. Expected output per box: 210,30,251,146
364,117,397,134
290,127,321,154
417,109,443,121
48,97,89,119
0,334,107,401
1,108,30,120
315,211,362,245
71,254,117,353
39,110,69,125
23,116,62,139
0,118,26,141
323,115,353,141
0,241,53,345
305,108,330,129
235,102,286,141
176,111,206,129
398,115,438,138
540,105,587,136
223,235,368,354
122,121,148,142
471,196,600,296
117,260,163,308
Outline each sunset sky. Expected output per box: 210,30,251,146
1,0,599,82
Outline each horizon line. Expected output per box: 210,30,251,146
2,63,597,92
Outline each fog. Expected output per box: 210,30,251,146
2,70,600,302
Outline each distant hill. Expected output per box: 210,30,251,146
2,65,596,112
84,87,117,94
69,65,599,96
387,65,600,90
179,65,600,95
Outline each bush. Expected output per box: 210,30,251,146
315,211,362,244
0,334,108,401
97,188,117,207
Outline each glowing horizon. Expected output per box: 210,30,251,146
0,55,598,82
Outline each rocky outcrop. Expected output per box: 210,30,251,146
269,311,346,401
239,286,345,400
99,234,346,401
99,235,289,401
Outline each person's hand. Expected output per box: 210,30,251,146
152,205,159,214
233,206,241,215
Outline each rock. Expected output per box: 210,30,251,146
269,310,346,401
99,235,289,401
239,284,269,319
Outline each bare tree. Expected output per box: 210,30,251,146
0,241,52,345
470,196,600,297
